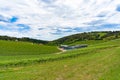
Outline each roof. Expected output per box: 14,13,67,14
59,44,88,50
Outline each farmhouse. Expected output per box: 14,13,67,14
59,44,88,50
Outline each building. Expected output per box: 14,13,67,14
59,44,88,50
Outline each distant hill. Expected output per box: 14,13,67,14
0,36,48,44
48,31,120,45
1,31,120,45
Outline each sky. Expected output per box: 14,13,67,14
0,0,120,41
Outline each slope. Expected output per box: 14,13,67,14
48,31,120,45
0,40,61,66
0,39,120,80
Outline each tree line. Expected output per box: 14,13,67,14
0,36,48,44
0,31,120,45
48,31,120,45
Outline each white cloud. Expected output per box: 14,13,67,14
0,0,120,40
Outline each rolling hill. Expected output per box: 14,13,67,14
0,40,60,66
0,38,120,80
48,31,120,45
0,31,120,80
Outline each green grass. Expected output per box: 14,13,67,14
0,39,120,80
98,32,107,37
69,40,106,46
0,40,61,66
0,40,60,55
0,39,117,66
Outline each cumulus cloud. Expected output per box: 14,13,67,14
0,0,120,40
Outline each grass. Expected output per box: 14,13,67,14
69,40,106,46
0,40,60,55
0,40,61,66
0,40,117,66
0,39,120,80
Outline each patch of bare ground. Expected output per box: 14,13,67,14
55,47,66,54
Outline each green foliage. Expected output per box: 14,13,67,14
48,31,120,45
69,40,106,46
1,31,120,46
0,36,48,44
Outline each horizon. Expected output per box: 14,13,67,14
0,30,120,41
0,0,120,40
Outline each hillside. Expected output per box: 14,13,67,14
48,31,120,45
0,38,120,80
0,31,120,80
0,40,61,66
1,31,120,46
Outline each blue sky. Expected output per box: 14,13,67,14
0,0,120,41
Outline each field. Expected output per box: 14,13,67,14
0,40,61,66
69,40,106,46
0,39,120,80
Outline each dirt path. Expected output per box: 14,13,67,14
55,47,66,54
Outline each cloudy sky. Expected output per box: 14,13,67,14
0,0,120,40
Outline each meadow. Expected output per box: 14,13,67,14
0,40,61,66
0,39,120,80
